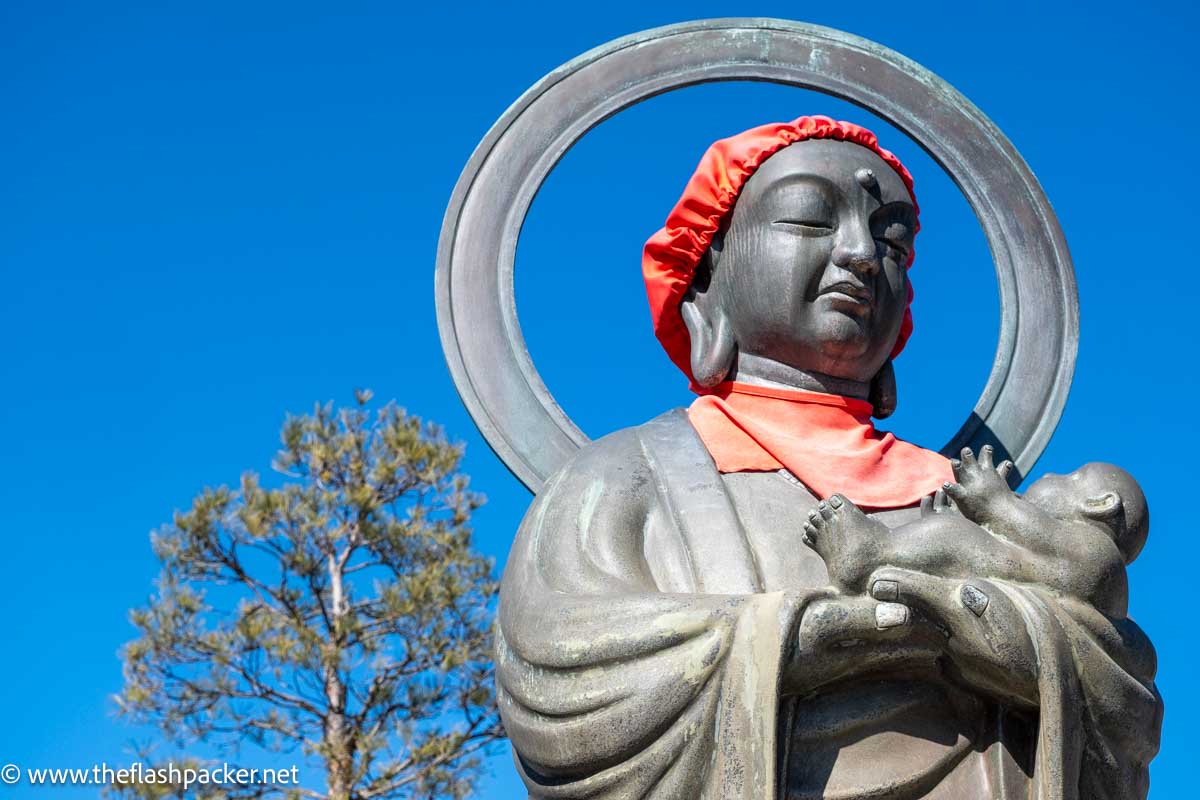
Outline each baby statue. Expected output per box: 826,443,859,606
803,445,1148,618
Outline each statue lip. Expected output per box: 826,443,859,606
820,281,873,305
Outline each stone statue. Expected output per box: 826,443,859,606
491,124,1162,799
434,21,1163,800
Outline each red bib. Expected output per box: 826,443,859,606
688,382,952,509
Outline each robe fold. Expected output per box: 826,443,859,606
496,411,1162,799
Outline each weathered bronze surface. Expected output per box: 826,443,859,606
436,19,1161,800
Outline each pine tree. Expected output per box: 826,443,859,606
115,390,502,800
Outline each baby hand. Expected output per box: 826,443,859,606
944,445,1013,521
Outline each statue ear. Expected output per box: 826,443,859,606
1081,491,1125,530
870,360,897,419
680,245,736,388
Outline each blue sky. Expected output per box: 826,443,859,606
1,1,1195,797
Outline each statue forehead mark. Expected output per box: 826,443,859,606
856,168,880,199
856,168,876,187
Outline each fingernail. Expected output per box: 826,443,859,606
829,495,843,508
872,579,899,601
960,584,989,617
875,602,909,629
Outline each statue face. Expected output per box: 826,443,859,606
1025,462,1143,526
714,139,915,382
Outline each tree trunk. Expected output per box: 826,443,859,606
325,551,352,800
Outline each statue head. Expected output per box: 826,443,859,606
682,138,914,386
1024,463,1149,564
643,117,918,417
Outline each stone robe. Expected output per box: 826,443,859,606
496,411,1162,799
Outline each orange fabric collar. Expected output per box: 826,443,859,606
687,381,952,509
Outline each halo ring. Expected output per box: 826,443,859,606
435,18,1078,493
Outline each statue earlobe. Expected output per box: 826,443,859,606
680,248,736,388
689,309,735,387
870,360,897,419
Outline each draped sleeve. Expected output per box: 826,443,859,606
993,583,1162,800
495,413,817,800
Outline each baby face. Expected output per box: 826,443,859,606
1024,470,1086,517
1023,463,1123,521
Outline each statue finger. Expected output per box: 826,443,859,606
996,460,1014,481
959,447,976,468
870,569,1028,634
869,570,1039,704
978,444,994,469
798,595,914,652
790,597,945,696
869,567,968,628
874,602,910,630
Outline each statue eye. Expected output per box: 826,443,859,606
768,186,835,232
773,219,834,233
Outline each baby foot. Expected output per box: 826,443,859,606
802,494,890,592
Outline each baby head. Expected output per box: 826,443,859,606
1023,462,1148,564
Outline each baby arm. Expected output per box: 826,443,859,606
945,446,1078,562
947,447,1129,615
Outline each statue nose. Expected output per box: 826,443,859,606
832,226,879,276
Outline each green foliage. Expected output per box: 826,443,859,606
115,392,502,800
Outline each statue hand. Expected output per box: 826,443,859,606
784,591,945,696
945,445,1014,521
868,567,1039,709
